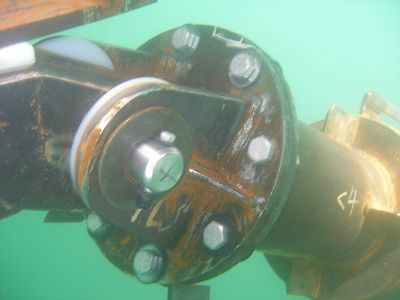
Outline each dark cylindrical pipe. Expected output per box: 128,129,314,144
257,122,394,262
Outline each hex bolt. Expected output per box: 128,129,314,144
229,51,262,88
129,137,184,194
86,212,110,239
171,25,200,60
202,220,229,251
247,135,273,163
133,244,165,284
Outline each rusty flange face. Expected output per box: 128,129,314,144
97,107,192,210
70,77,168,194
74,25,297,284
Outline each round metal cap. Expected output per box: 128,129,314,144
130,139,184,193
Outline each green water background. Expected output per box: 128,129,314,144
1,0,400,299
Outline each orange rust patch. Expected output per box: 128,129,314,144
77,127,102,190
0,122,9,133
0,0,125,31
120,236,132,246
162,151,261,282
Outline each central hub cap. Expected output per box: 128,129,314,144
129,138,184,193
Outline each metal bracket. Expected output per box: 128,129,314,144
361,91,400,123
168,285,210,300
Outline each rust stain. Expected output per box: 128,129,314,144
66,26,287,284
120,236,132,246
0,122,9,134
96,228,139,274
77,126,102,190
30,99,50,156
161,150,262,282
145,199,164,228
334,238,385,272
44,134,72,172
0,1,98,31
0,0,154,47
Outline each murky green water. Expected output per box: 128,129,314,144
1,0,400,299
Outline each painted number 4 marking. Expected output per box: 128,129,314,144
337,185,359,216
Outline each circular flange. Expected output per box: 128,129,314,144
106,24,297,284
70,24,298,287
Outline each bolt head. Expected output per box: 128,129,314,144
133,245,164,283
171,26,200,60
229,51,262,88
247,135,273,163
86,213,110,238
203,220,229,251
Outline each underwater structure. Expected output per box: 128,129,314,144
1,2,400,300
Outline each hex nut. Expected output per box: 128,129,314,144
247,135,273,163
202,220,229,251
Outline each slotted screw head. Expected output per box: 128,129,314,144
129,139,184,194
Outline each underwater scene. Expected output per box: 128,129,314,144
1,0,400,299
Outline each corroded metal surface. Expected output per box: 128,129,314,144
1,24,400,300
264,98,400,299
0,46,155,217
0,50,112,216
0,0,155,47
0,26,295,286
71,26,296,284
